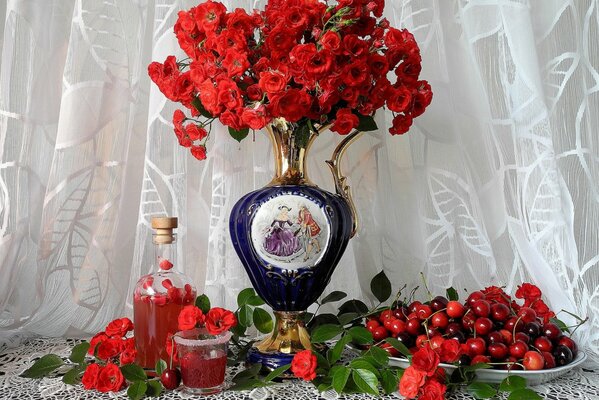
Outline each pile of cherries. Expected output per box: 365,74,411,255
364,291,579,370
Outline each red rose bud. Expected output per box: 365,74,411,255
159,258,174,270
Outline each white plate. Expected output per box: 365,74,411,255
347,344,587,385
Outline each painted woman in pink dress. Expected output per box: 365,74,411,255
263,205,301,257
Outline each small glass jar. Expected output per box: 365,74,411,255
133,217,196,369
174,328,231,395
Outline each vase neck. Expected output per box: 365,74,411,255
266,121,319,186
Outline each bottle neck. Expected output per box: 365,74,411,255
153,235,176,271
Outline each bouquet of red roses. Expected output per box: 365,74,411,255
149,0,432,160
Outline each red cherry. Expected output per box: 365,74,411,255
392,307,408,321
466,337,486,357
557,336,578,356
366,320,380,333
509,340,529,358
446,301,465,318
488,343,509,360
499,329,513,344
542,351,556,369
431,296,449,312
416,334,429,348
379,342,400,357
472,300,491,317
523,351,545,370
416,305,432,320
534,336,553,353
487,331,504,344
160,368,181,390
462,312,476,330
514,332,530,344
426,326,440,338
384,317,397,331
430,335,445,350
542,323,562,341
406,318,422,336
379,309,394,323
431,312,449,329
505,317,524,333
490,303,510,322
466,291,485,307
446,322,463,336
471,355,491,365
372,326,389,341
517,307,537,323
524,322,541,338
390,319,407,335
409,301,422,314
474,317,493,336
505,356,523,370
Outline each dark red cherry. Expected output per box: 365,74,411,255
553,345,573,366
472,300,491,317
542,322,562,341
557,336,578,357
430,296,449,312
490,303,510,322
488,343,509,361
160,368,181,390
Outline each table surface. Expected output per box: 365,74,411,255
1,337,599,400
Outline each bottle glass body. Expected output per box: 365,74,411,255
133,234,196,369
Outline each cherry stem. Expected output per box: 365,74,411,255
419,272,433,301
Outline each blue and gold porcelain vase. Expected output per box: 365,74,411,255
229,119,362,371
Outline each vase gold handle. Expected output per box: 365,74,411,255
325,129,364,239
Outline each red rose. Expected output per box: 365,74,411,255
173,109,186,129
320,31,342,53
88,332,108,355
265,24,297,56
178,305,205,331
395,54,422,84
398,366,426,399
123,337,135,351
105,318,133,338
528,298,555,324
438,338,461,363
304,50,334,79
185,124,207,141
291,350,317,381
246,84,263,101
259,71,288,94
219,110,243,130
198,80,221,116
205,307,237,335
217,79,243,110
97,337,123,360
96,363,125,393
268,89,311,122
226,8,256,34
241,106,270,130
343,34,369,58
389,113,413,135
368,53,389,78
81,363,101,390
190,145,207,161
482,286,512,306
119,346,137,365
386,86,412,113
222,49,250,77
418,379,447,400
411,81,433,117
331,108,359,135
193,0,227,33
411,346,440,376
516,283,542,300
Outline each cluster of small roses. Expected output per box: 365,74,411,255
81,318,135,392
177,304,237,334
148,0,432,160
399,345,451,400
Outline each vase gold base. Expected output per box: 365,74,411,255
247,311,311,373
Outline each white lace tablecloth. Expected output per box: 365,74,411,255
1,337,599,399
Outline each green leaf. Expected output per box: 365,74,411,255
68,342,90,364
253,307,274,334
348,326,373,345
195,294,211,313
380,369,399,394
446,287,459,301
370,270,392,303
146,380,163,397
247,295,265,306
311,324,344,343
508,388,542,400
232,363,262,383
351,369,379,396
500,375,527,392
62,364,86,385
314,350,330,370
467,382,497,399
332,366,351,393
356,115,378,132
191,97,213,118
550,317,570,333
120,364,148,382
20,354,64,378
155,359,167,376
231,322,247,337
328,334,351,364
127,380,148,400
349,359,380,378
337,300,369,315
384,337,411,358
229,126,250,142
321,291,347,304
309,313,340,329
367,345,389,367
337,312,360,326
237,288,256,307
264,364,290,382
238,305,253,327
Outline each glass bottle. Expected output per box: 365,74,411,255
133,217,196,369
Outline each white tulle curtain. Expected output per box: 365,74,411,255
1,0,598,355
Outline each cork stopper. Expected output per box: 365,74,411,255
152,217,177,244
